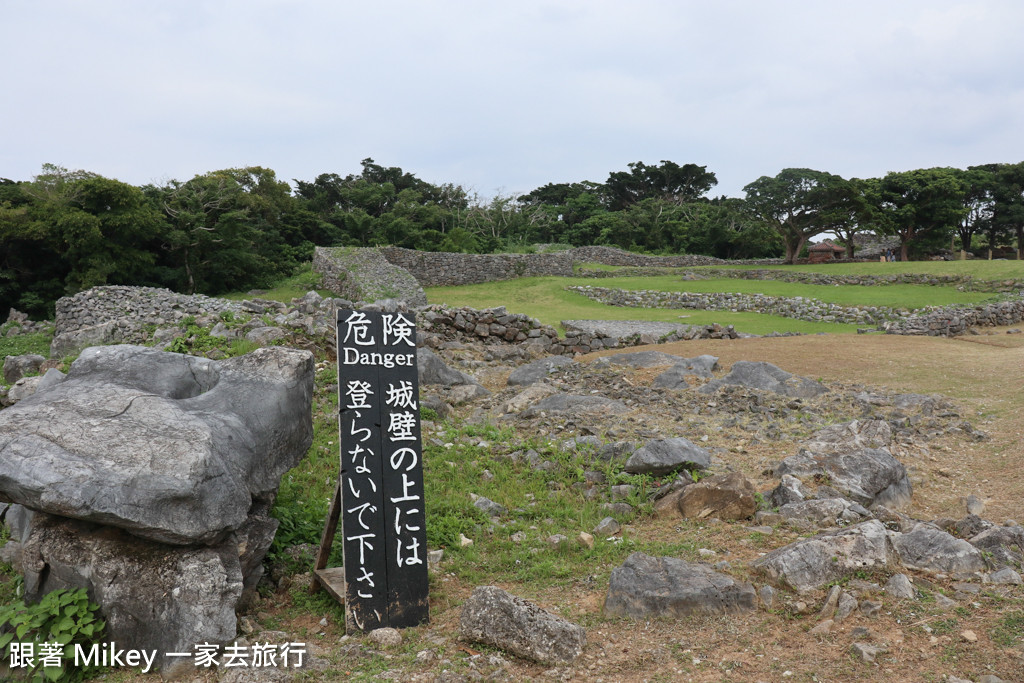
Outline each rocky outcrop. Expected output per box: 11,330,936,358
604,553,756,618
623,438,711,476
459,586,586,666
751,520,895,593
0,345,314,545
698,361,829,399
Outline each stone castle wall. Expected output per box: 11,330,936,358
376,246,726,287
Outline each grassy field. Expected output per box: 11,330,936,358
424,267,1006,335
712,258,1024,279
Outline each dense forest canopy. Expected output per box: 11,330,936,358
2,158,1023,318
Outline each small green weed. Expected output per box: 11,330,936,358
0,588,106,682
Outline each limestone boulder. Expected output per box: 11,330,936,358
459,586,586,666
698,361,828,398
802,419,893,454
417,347,481,387
652,355,721,389
19,514,245,675
3,353,45,384
0,345,314,545
891,523,988,577
968,524,1024,569
506,355,576,386
624,438,711,476
751,520,895,593
774,447,912,509
678,472,757,521
604,552,756,618
519,393,630,418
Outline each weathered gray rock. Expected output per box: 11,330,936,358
417,347,481,387
459,585,586,666
624,438,711,476
698,361,828,398
773,497,871,530
3,353,45,384
768,473,811,507
446,383,491,405
651,355,721,389
752,520,894,593
19,514,244,674
0,345,314,545
472,494,506,517
678,472,757,521
775,447,912,509
884,573,916,599
5,376,41,404
49,321,121,358
35,368,66,393
604,552,756,618
802,419,892,454
990,568,1022,585
519,393,630,418
968,524,1024,568
507,356,576,386
244,325,288,345
891,523,988,576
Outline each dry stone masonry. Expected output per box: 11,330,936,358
312,246,427,306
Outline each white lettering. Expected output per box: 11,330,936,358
341,349,415,368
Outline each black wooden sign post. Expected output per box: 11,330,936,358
331,309,429,632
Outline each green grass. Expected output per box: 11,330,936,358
708,259,1024,280
220,263,335,303
426,277,856,335
419,419,701,592
0,331,51,362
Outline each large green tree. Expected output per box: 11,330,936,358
875,168,968,261
743,168,842,263
602,160,717,211
969,162,1024,259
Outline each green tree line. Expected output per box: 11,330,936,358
2,158,1023,318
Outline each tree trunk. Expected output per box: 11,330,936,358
899,241,910,261
784,235,807,264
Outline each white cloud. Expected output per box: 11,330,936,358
2,0,1023,198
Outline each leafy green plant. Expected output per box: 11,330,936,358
0,588,105,682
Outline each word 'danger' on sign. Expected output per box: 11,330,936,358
337,310,429,632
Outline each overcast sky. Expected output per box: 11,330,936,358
4,1,1024,199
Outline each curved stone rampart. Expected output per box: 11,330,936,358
376,246,725,287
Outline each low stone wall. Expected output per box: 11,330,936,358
54,286,244,336
882,300,1024,336
693,268,1024,293
569,285,903,326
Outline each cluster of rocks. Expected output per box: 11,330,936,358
0,344,314,675
312,246,427,306
438,350,1020,680
569,284,902,326
1,308,54,337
